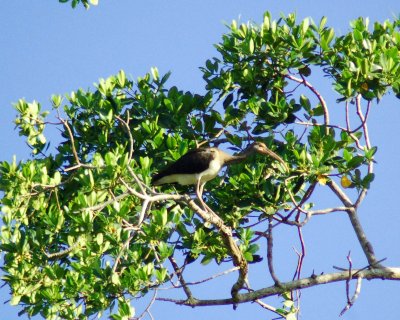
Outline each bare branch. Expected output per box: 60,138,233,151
131,289,158,320
327,180,380,267
326,180,353,207
58,117,80,166
57,116,96,172
339,277,362,316
168,257,196,303
115,114,134,166
286,74,330,130
255,299,284,318
267,217,281,285
157,267,400,307
161,267,240,290
190,201,249,306
112,231,134,273
355,95,371,148
43,243,79,260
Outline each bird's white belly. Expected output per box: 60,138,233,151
157,160,221,185
154,158,222,186
198,158,221,183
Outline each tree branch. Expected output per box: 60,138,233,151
327,180,380,267
168,256,197,303
267,217,280,285
188,201,249,306
157,267,400,307
286,74,330,130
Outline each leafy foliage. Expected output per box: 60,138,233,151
58,0,98,9
1,12,399,319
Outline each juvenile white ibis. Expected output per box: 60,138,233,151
152,141,286,210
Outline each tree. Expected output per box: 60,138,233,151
1,11,400,319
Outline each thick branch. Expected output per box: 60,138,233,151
327,180,380,267
168,256,196,304
157,267,400,306
191,203,248,304
346,208,380,267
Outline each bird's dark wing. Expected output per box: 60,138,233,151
152,148,214,184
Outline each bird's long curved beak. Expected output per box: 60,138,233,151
259,147,289,171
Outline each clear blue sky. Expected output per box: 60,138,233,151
1,1,400,319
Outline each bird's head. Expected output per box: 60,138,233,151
246,141,288,170
247,141,269,154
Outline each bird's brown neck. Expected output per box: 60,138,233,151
222,148,255,166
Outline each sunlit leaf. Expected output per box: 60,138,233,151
341,175,352,188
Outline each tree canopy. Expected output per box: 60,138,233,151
1,11,400,319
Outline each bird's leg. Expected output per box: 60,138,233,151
196,181,216,214
196,180,213,212
199,182,205,199
195,180,207,211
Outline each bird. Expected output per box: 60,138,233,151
152,141,287,210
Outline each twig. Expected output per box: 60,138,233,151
131,289,158,320
43,242,79,260
333,257,387,274
293,225,306,281
112,231,134,273
286,74,330,130
339,276,362,316
168,257,196,303
345,100,351,131
345,252,353,306
58,117,80,165
355,95,371,148
339,255,362,317
274,206,348,228
127,166,151,195
267,217,281,285
295,120,364,149
57,116,95,172
353,96,374,209
85,192,129,212
255,299,285,318
161,267,240,290
115,114,134,165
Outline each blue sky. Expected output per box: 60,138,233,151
1,1,400,319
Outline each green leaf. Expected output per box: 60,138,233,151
312,105,325,116
111,273,121,285
10,295,22,306
248,38,255,54
300,95,311,111
347,155,365,169
364,146,378,160
362,173,375,188
223,93,234,109
116,70,126,87
150,67,159,81
201,255,213,265
155,268,168,282
96,233,103,245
